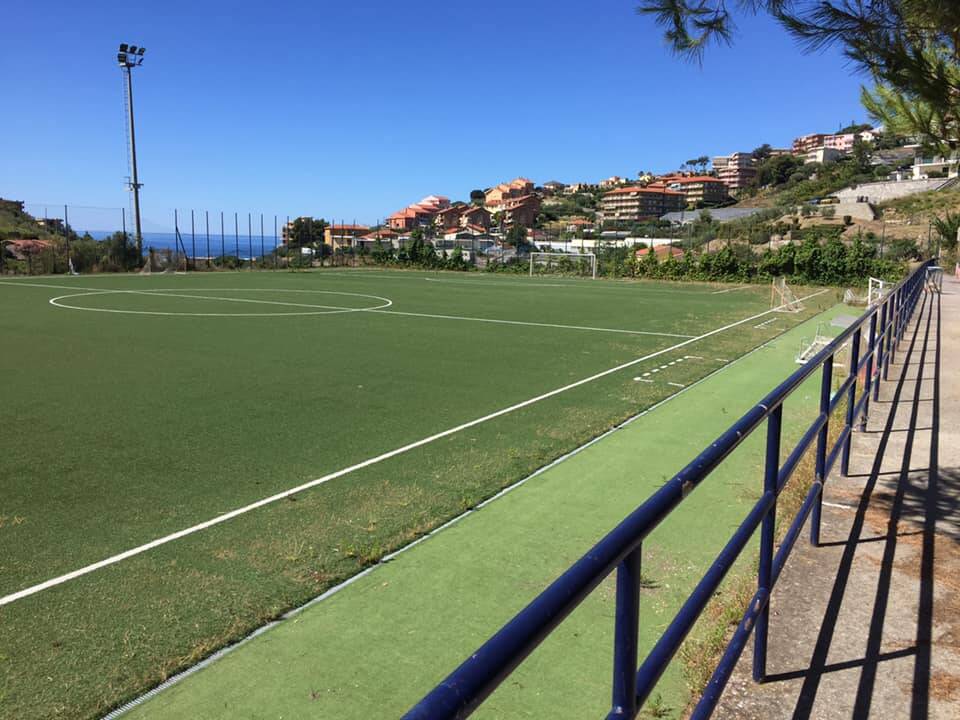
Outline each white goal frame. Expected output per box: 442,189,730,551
868,277,891,305
770,276,803,313
529,251,597,279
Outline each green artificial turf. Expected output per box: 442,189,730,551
122,301,856,720
0,270,836,718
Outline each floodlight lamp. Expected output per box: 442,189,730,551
119,43,128,52
129,45,138,53
117,52,127,65
138,47,145,55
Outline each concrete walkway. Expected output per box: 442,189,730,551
714,275,960,719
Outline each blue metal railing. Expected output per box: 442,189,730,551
404,262,932,720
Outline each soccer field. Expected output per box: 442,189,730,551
0,269,833,718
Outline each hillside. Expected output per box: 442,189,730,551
0,199,59,241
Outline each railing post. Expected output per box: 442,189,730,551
841,328,861,476
811,355,833,546
873,302,887,401
753,405,781,683
609,546,642,718
861,311,877,431
883,290,897,380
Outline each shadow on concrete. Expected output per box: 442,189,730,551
759,291,941,720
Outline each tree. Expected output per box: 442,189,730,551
752,144,773,161
932,211,960,253
638,1,960,149
506,224,529,253
469,189,486,206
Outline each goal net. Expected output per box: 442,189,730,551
770,276,803,313
529,251,597,279
868,277,891,305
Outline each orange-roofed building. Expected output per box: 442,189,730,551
387,195,451,231
484,178,535,209
663,175,729,207
599,185,685,223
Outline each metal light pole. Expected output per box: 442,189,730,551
117,43,146,260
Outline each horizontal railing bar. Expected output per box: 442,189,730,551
689,587,770,720
776,413,826,493
772,481,823,586
405,263,930,720
829,374,855,414
632,491,775,706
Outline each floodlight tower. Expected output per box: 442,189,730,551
117,43,146,258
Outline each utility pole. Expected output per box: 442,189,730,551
117,44,146,260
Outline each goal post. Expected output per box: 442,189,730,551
770,276,803,313
868,276,891,305
529,251,597,279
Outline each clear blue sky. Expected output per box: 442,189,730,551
1,0,872,231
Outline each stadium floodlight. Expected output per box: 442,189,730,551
116,43,146,260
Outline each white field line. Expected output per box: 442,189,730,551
1,280,694,339
754,318,778,329
367,308,694,339
0,287,828,608
424,277,568,288
101,301,806,719
712,286,752,295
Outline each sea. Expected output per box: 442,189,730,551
86,230,281,260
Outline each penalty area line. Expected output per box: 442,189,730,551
0,288,829,607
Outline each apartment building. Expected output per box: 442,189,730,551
712,152,756,192
599,185,685,223
662,175,730,206
792,133,827,154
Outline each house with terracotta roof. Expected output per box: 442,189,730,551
599,185,685,223
387,195,451,231
459,205,491,229
324,223,371,250
499,194,541,228
484,178,535,208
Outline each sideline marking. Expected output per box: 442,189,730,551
754,318,778,329
712,286,752,295
0,287,828,607
424,277,567,288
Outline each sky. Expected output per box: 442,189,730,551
1,0,874,231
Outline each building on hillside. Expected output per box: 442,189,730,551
563,182,598,194
599,176,629,188
663,175,730,206
599,185,685,223
499,194,541,227
387,195,451,231
804,147,843,165
542,180,566,194
712,152,757,192
484,178,535,208
823,133,857,153
357,228,398,247
911,149,959,180
792,133,827,154
459,205,492,229
324,223,371,250
434,205,466,230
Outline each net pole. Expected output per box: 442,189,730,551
205,211,210,269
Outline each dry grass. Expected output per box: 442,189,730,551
678,404,848,707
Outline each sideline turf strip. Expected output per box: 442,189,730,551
0,271,834,718
123,303,854,719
